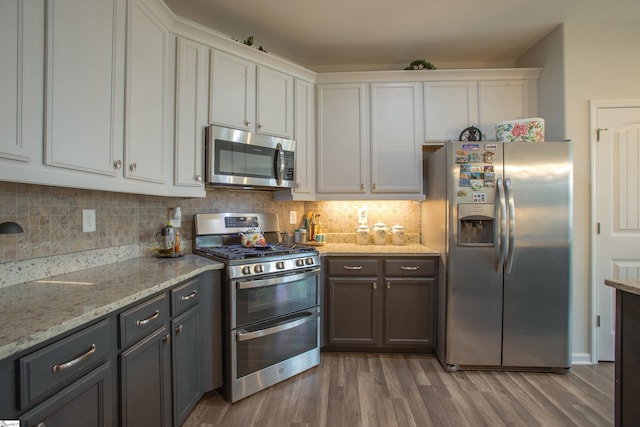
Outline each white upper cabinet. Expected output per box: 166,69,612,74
173,37,208,193
0,1,40,164
317,83,369,195
275,78,316,201
209,50,294,138
424,81,478,142
256,65,294,138
43,0,125,176
370,82,424,194
478,80,533,141
209,50,255,132
124,0,172,184
317,82,424,199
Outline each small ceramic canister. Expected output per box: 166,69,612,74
391,224,406,245
372,221,388,245
356,224,370,245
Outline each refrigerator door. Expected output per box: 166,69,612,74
445,142,504,366
501,141,572,368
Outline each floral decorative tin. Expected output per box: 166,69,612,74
495,118,545,142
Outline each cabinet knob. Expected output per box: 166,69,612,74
360,183,365,190
258,123,263,129
176,324,183,334
245,120,251,127
296,183,301,188
195,174,202,182
163,334,171,344
373,183,377,190
372,282,377,290
387,281,391,289
113,160,122,170
129,162,137,172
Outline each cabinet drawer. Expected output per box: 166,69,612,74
19,319,111,410
327,258,378,276
384,258,436,277
119,294,169,348
171,278,202,315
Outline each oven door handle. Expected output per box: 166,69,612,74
236,268,321,290
236,308,320,342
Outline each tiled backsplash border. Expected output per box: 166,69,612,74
1,182,422,286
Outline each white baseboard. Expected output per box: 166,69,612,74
572,353,594,365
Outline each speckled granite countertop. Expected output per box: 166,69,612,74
0,255,223,361
313,243,440,256
605,278,640,296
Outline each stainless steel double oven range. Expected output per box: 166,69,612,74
194,213,320,402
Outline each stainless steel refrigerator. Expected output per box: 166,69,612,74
422,140,572,372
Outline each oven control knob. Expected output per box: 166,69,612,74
242,266,252,275
276,261,285,269
254,265,264,274
295,259,304,267
305,258,315,265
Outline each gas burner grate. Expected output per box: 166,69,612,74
197,244,316,260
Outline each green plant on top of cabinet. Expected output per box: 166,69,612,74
316,82,424,200
210,49,294,139
174,37,208,192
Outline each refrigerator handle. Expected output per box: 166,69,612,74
496,177,508,272
504,178,516,273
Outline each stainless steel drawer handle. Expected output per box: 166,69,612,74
51,344,96,373
136,310,160,326
343,265,363,270
180,290,198,301
400,266,420,271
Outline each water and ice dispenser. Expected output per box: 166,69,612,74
457,204,495,246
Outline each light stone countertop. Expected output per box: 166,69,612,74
605,278,640,296
313,243,440,256
0,255,223,361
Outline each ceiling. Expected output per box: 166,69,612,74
163,0,640,72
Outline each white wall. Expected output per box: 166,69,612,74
518,19,640,363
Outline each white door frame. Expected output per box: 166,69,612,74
590,99,640,364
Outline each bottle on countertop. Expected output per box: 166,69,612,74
174,231,181,254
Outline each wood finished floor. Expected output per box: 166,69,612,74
183,353,614,427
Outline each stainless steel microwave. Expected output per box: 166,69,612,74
205,125,296,190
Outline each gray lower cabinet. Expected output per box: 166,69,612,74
119,294,172,427
326,256,437,352
17,319,115,427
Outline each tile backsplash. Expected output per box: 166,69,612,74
0,182,422,264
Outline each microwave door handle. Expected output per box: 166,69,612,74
276,143,285,186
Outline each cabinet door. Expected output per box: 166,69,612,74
0,0,40,164
20,362,113,427
120,326,172,427
172,305,201,426
478,80,530,141
43,0,125,176
317,83,369,193
293,79,315,195
328,277,381,346
384,278,435,347
424,81,479,141
174,37,207,189
125,0,170,184
209,50,255,131
256,65,294,138
370,82,423,194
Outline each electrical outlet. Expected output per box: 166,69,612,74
83,209,96,233
289,211,297,225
